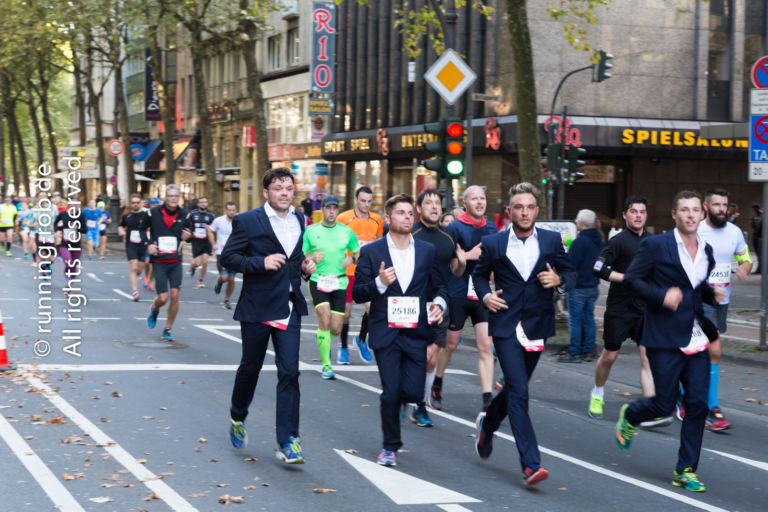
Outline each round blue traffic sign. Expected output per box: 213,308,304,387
752,56,768,88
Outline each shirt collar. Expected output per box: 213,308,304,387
386,232,415,249
673,227,703,249
508,227,539,243
264,201,295,219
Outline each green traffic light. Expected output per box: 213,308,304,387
446,160,464,176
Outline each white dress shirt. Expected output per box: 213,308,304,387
264,201,302,291
507,227,540,282
673,228,708,288
375,234,446,312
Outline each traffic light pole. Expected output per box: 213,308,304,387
557,106,568,219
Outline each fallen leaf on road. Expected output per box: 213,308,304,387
467,433,476,438
104,381,112,386
622,392,631,396
747,371,755,375
136,459,147,464
746,398,758,403
313,488,337,493
189,493,206,498
143,493,159,501
102,455,111,461
23,435,34,440
88,497,113,503
242,486,257,490
10,336,18,341
111,392,122,398
209,459,218,463
360,404,370,407
558,486,568,491
142,416,155,420
243,457,258,461
62,472,84,480
311,358,320,362
100,417,110,422
194,445,202,451
160,407,168,410
218,495,231,504
216,483,230,487
231,496,244,503
261,483,270,487
198,437,207,443
102,474,121,482
343,449,357,454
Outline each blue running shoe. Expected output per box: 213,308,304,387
338,347,350,365
229,419,247,448
276,436,305,464
409,405,433,427
321,365,335,380
162,328,174,342
377,449,397,466
355,335,373,363
147,309,159,329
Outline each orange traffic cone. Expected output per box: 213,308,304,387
0,306,16,371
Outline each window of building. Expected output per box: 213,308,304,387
125,55,144,77
287,28,300,66
706,0,733,121
266,94,308,144
127,91,144,116
268,35,282,71
165,50,177,83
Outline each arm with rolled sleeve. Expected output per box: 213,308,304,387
624,238,667,307
220,216,266,274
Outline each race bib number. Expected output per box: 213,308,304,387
388,296,419,328
708,263,731,287
38,232,54,244
129,230,142,244
158,236,178,254
516,321,544,352
467,278,479,301
98,224,106,231
317,274,340,293
262,301,293,331
194,227,207,239
63,228,76,241
86,220,97,229
680,320,709,355
1,217,11,226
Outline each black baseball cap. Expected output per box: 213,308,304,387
322,195,340,207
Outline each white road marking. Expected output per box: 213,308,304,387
0,298,31,301
86,272,103,283
21,363,246,372
704,449,768,471
335,449,479,505
28,317,121,321
438,505,474,512
0,413,86,512
104,272,115,275
113,288,135,300
24,374,199,512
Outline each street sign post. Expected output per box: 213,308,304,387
749,84,768,351
424,49,477,106
751,56,768,89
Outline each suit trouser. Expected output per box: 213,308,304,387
373,334,427,452
625,347,710,473
483,334,542,471
230,308,301,447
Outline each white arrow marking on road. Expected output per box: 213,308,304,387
334,449,479,506
705,448,768,471
87,272,103,282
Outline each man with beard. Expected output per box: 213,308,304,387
187,196,216,288
688,188,751,431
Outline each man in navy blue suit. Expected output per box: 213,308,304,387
472,182,576,486
352,194,448,467
220,168,316,465
618,190,724,492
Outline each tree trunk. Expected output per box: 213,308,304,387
239,2,267,209
114,57,135,196
85,37,108,198
506,0,544,210
0,87,5,193
6,102,19,195
190,31,218,212
147,32,177,188
72,53,87,148
26,87,45,167
37,77,61,192
8,102,31,197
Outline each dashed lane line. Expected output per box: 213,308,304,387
86,272,103,283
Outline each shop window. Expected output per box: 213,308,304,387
706,0,733,121
287,28,300,66
268,35,282,71
266,94,309,144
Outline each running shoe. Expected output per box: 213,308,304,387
410,405,433,427
276,437,305,464
193,281,205,289
147,284,156,292
338,347,350,365
495,375,505,390
523,465,549,486
99,255,105,260
131,290,140,302
615,403,636,450
162,328,174,342
354,335,373,363
223,300,232,310
214,279,223,295
705,407,731,431
229,419,247,448
6,250,13,257
23,252,28,259
428,388,443,411
189,264,196,277
672,467,706,492
475,412,492,459
675,400,686,421
147,309,159,329
321,364,335,380
399,403,407,422
639,416,674,429
376,449,397,466
87,255,92,261
588,393,605,419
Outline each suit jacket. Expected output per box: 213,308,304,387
472,227,577,340
220,206,308,323
352,237,448,349
624,231,717,349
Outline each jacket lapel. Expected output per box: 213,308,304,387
256,208,283,253
666,232,692,287
500,230,527,282
289,210,305,258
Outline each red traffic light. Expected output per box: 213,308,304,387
447,123,463,138
447,142,463,155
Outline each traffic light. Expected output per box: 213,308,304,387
541,143,562,185
423,118,447,176
594,50,613,82
445,119,465,177
567,145,587,183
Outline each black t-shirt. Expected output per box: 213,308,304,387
54,211,88,249
412,221,456,289
120,210,150,245
594,228,652,308
186,209,215,242
301,199,313,218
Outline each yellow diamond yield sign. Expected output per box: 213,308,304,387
424,49,477,105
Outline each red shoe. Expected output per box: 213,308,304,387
523,465,549,486
706,407,731,431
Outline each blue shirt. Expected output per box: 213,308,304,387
446,218,497,298
83,207,101,231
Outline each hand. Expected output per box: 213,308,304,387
465,242,482,261
735,264,749,281
341,254,354,269
428,303,443,325
484,289,508,312
301,258,316,275
181,228,192,241
713,285,726,303
264,253,287,271
147,244,158,256
537,263,561,288
117,227,125,237
454,244,467,266
311,248,325,264
378,261,396,286
663,286,683,311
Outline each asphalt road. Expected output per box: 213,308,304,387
0,247,766,512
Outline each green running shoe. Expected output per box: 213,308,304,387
588,393,604,419
615,403,636,450
672,468,706,492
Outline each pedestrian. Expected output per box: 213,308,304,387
186,196,215,289
726,203,740,225
209,201,238,310
618,190,724,493
560,209,603,363
751,203,762,273
472,182,576,486
439,212,455,227
221,167,316,464
352,193,447,466
494,204,511,232
588,197,672,428
118,194,151,301
146,185,191,342
301,192,314,219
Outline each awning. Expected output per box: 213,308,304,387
172,136,193,159
131,140,162,162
